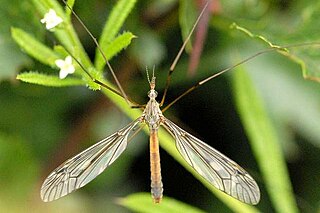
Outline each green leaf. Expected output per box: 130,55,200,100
230,23,286,50
94,0,137,70
17,72,85,87
11,27,59,66
179,0,197,52
0,37,31,81
65,0,75,17
230,22,320,81
118,193,206,213
230,2,320,82
232,67,299,213
286,3,320,81
30,0,65,17
95,32,136,71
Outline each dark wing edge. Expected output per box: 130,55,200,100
161,118,260,205
40,117,142,202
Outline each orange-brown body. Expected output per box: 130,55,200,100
149,129,163,203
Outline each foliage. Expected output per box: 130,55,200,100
118,193,206,213
1,0,320,212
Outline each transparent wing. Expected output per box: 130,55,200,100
41,118,142,202
162,118,260,205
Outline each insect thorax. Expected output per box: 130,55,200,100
143,99,163,130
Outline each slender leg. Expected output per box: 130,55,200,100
160,1,211,107
62,0,132,107
66,49,144,108
162,47,285,112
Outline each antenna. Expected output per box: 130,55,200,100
146,66,151,85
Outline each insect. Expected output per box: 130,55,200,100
40,1,261,204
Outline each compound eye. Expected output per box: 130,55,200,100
147,90,158,98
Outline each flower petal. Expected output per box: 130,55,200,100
41,9,63,30
55,56,75,79
59,70,68,79
65,56,72,64
55,59,65,68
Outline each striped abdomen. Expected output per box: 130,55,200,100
149,129,163,203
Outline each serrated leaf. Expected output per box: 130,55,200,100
100,0,136,43
232,67,299,213
117,193,206,213
11,28,59,66
17,72,85,87
95,32,136,71
94,0,137,70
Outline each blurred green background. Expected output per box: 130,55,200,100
1,0,320,212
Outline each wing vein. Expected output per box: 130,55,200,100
161,117,260,205
40,118,142,202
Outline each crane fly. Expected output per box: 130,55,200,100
40,0,261,205
41,70,260,204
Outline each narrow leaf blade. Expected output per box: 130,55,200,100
232,67,299,213
117,193,206,213
94,0,137,70
179,0,197,52
17,72,85,87
11,28,59,66
95,32,136,71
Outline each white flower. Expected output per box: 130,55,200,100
55,56,75,79
41,9,63,30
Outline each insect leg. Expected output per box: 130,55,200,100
62,0,133,107
159,1,211,107
162,47,283,112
